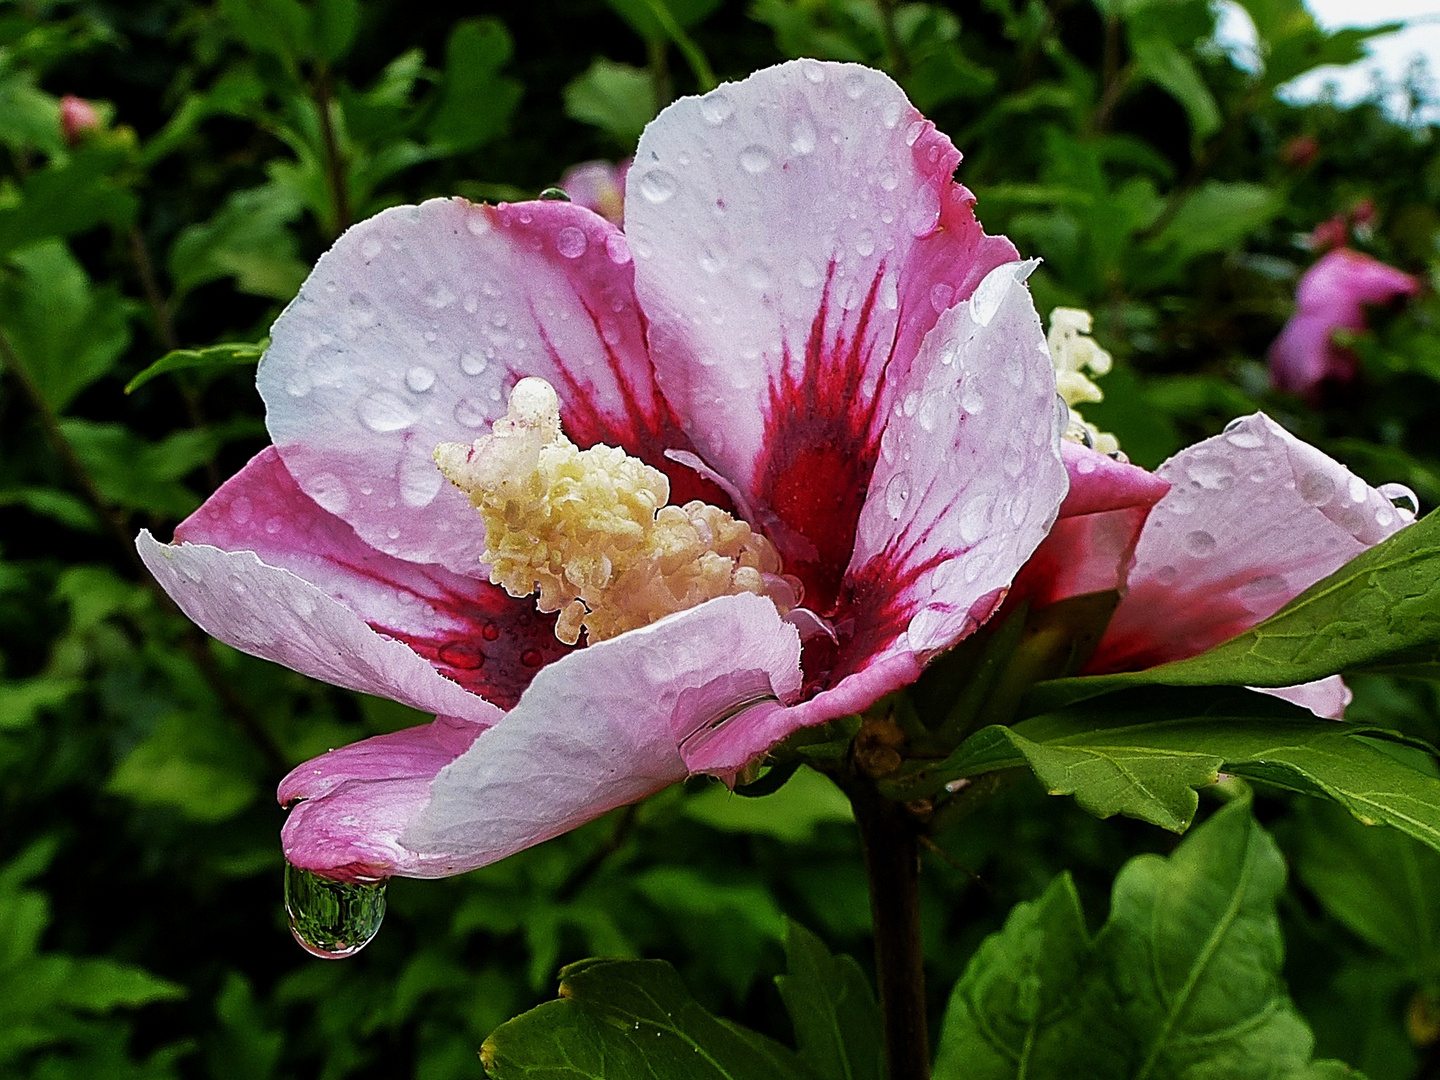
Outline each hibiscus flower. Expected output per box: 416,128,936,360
138,60,1073,885
1269,247,1420,400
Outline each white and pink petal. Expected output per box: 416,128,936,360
171,447,570,708
397,593,802,875
258,197,719,581
627,60,1017,609
830,262,1068,693
137,533,500,725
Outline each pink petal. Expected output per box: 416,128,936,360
397,594,802,876
1089,413,1412,673
137,532,500,725
1270,248,1420,398
258,197,721,581
1253,677,1352,720
280,716,487,880
1009,442,1171,608
833,262,1068,690
175,447,570,708
628,60,1017,612
558,160,629,226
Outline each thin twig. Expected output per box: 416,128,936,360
313,64,351,238
126,224,222,489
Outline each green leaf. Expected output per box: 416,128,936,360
1289,800,1440,987
0,146,138,255
312,0,360,63
0,240,132,411
219,0,311,63
424,19,523,152
481,958,811,1079
682,766,853,843
918,687,1440,849
1144,181,1282,265
1129,38,1220,141
775,921,883,1080
0,676,82,729
59,958,185,1011
563,58,656,146
935,801,1361,1079
1026,508,1440,713
167,182,307,301
605,0,721,42
61,420,220,516
108,711,261,822
125,340,265,394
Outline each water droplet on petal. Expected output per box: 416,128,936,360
789,115,817,155
796,257,822,288
930,283,954,314
399,454,443,508
801,59,826,83
904,120,925,147
229,496,253,524
855,229,876,257
454,397,488,428
699,90,734,124
605,233,632,265
438,640,485,669
1187,457,1234,491
639,169,678,203
264,516,283,535
1378,482,1420,516
311,474,350,515
538,187,570,201
882,99,903,128
405,366,436,393
556,227,588,259
1298,471,1335,506
520,649,544,668
843,70,867,99
481,623,501,642
738,145,774,174
284,863,386,960
358,391,418,433
1347,475,1368,503
459,351,487,376
885,472,911,519
1185,530,1216,557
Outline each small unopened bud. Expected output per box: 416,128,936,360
60,95,102,146
1279,134,1319,170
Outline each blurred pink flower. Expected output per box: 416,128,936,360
59,95,101,145
139,61,1069,881
557,159,629,226
1270,248,1420,400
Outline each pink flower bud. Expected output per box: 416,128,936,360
59,95,102,146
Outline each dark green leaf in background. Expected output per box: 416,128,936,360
934,800,1361,1079
480,958,811,1080
775,921,883,1080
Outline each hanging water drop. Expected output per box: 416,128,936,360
284,862,387,959
1378,482,1420,516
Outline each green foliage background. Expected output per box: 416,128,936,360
2,0,1439,1076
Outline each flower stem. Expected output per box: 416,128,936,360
852,784,930,1080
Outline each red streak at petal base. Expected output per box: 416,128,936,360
370,587,571,710
752,264,892,615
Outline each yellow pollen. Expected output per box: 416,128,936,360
434,377,800,646
1047,307,1121,457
